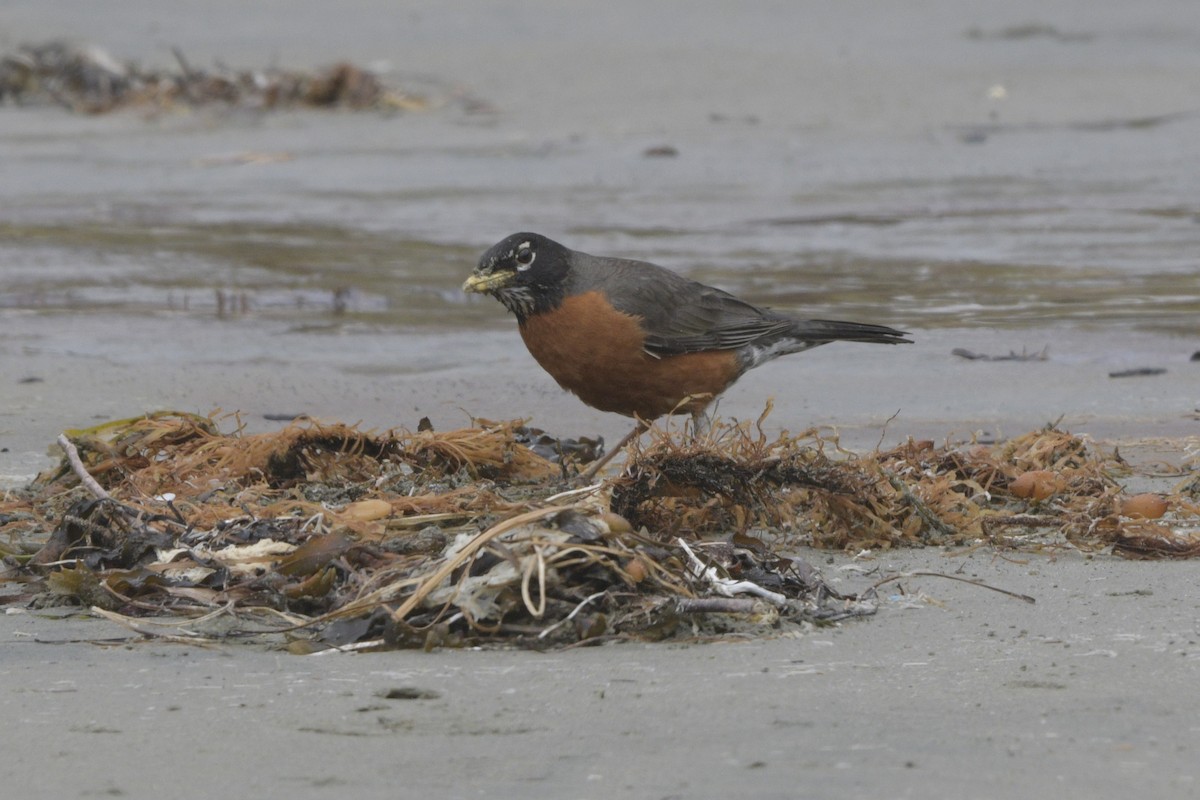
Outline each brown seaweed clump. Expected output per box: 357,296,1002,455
1,411,1197,651
0,41,425,114
0,413,868,650
613,419,1200,557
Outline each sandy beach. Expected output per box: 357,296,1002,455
2,1,1199,797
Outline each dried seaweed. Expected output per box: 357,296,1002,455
0,40,425,114
2,411,1197,651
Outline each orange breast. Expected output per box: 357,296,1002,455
518,291,743,419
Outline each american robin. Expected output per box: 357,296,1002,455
463,232,911,476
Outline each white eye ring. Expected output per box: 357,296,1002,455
515,245,535,271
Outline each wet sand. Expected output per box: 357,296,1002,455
2,1,1200,798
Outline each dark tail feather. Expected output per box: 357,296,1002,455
790,319,912,345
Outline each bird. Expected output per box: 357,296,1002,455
463,232,911,477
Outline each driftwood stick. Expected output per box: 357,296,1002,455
57,434,110,501
676,597,761,615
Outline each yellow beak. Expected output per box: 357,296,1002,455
462,270,515,294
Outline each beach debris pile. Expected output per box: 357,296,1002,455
1,411,1197,650
614,419,1200,558
0,40,424,113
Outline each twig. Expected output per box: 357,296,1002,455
171,47,201,103
538,590,608,639
309,639,386,655
544,482,604,504
171,47,196,79
91,607,218,643
103,601,238,628
676,538,788,606
57,434,111,501
875,408,902,451
871,571,1036,604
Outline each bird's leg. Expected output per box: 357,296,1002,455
578,420,649,481
689,409,712,442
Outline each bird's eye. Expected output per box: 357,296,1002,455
515,247,535,270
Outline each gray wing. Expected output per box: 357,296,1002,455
566,254,796,357
567,253,911,358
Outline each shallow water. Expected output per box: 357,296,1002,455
2,172,1197,346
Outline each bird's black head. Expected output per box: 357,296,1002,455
462,232,571,322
